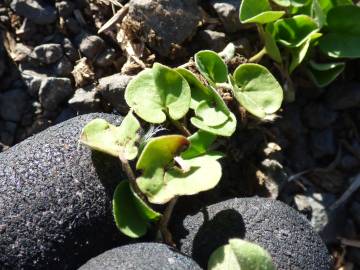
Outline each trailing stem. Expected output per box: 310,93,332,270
118,153,143,199
248,47,267,63
159,197,178,246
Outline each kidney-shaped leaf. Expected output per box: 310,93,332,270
319,6,360,58
137,135,189,170
208,239,276,270
307,60,345,87
143,155,222,204
267,15,319,47
231,64,283,118
195,50,228,84
113,180,160,238
80,112,140,160
240,0,285,24
271,0,309,7
191,110,237,137
125,63,191,123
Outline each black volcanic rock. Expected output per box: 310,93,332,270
79,243,202,270
0,113,131,269
170,197,332,270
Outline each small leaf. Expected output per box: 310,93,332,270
307,61,345,87
125,63,191,123
318,0,354,20
191,111,237,137
145,155,222,204
271,0,309,7
208,239,276,270
319,6,360,58
240,0,285,24
231,64,283,118
130,185,162,221
181,130,217,159
195,50,228,84
136,135,189,170
195,100,229,127
175,68,212,110
80,112,140,160
113,181,147,238
267,15,319,47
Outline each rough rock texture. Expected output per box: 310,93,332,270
10,0,57,25
126,0,200,57
210,0,243,33
0,113,130,269
79,243,202,270
171,197,332,270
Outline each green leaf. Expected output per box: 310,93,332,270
130,185,162,221
195,50,228,84
175,68,212,110
307,61,345,87
125,63,191,123
113,181,148,238
319,6,360,58
181,130,217,159
191,111,237,137
195,100,229,127
144,155,222,204
231,64,283,118
267,15,319,47
271,0,309,7
240,0,285,24
311,0,326,28
318,0,353,17
137,135,189,170
319,33,360,58
289,31,322,74
80,112,140,160
264,30,282,63
208,239,276,270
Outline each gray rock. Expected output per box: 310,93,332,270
62,37,78,62
170,197,332,269
0,113,129,269
95,48,117,67
326,82,360,110
210,0,244,33
194,29,227,52
31,43,64,64
310,128,337,159
53,56,73,76
56,0,75,17
98,73,132,113
126,0,200,57
21,69,46,96
68,88,101,113
39,77,74,110
0,88,29,122
77,32,105,58
79,243,202,270
10,0,57,25
0,121,17,146
303,102,337,129
65,17,81,35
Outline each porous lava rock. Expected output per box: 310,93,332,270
0,113,130,269
170,197,333,270
79,243,202,270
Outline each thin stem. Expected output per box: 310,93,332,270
159,197,178,246
169,118,191,137
256,24,266,44
248,47,267,63
118,153,143,198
